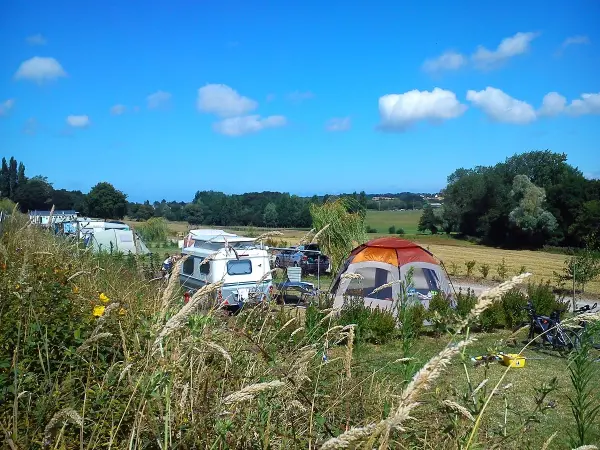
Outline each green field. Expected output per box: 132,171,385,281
365,209,422,234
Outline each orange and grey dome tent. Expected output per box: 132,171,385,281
330,237,454,312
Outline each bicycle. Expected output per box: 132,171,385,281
573,302,600,350
517,300,580,352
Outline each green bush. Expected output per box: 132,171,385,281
337,296,372,344
455,288,477,318
479,263,490,279
398,300,427,339
397,227,405,235
365,308,397,344
365,225,378,233
478,302,503,331
337,297,399,345
528,281,564,316
500,289,528,329
465,260,476,277
428,292,454,334
496,258,509,280
388,225,396,234
449,261,460,276
137,217,169,242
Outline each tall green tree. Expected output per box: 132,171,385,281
85,182,128,219
183,202,203,225
418,204,441,234
263,202,278,227
17,162,26,185
508,175,558,246
8,157,17,200
0,158,8,198
13,176,54,211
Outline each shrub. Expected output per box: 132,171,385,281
500,289,528,329
388,225,396,234
465,260,476,277
517,265,527,275
455,288,477,318
137,217,169,242
479,263,490,279
496,258,509,280
478,301,504,331
397,227,405,235
365,308,397,344
365,225,378,233
337,296,372,344
0,198,16,214
449,261,459,276
337,297,398,345
528,281,564,316
428,292,454,334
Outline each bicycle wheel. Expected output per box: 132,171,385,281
556,329,580,352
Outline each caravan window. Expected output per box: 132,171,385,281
227,259,252,275
183,257,195,275
346,267,393,300
198,258,210,275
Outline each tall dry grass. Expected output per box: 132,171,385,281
0,213,596,449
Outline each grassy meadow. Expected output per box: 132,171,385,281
3,213,600,449
364,209,422,234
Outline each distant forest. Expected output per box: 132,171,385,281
2,150,598,249
0,156,432,229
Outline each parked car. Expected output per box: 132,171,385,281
274,244,330,275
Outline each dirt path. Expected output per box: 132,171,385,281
450,276,599,310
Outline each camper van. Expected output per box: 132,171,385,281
180,229,273,309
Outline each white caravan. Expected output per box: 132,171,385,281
180,229,273,309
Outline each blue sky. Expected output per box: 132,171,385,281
1,0,599,202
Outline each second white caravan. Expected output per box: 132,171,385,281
179,229,273,310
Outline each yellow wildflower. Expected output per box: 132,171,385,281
93,305,105,317
73,286,80,294
54,268,60,274
99,293,110,303
15,284,21,291
118,308,126,316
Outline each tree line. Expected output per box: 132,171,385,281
417,150,600,249
0,156,369,228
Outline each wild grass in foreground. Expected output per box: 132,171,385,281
1,214,599,449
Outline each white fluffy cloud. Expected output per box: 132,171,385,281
213,115,286,136
66,115,90,128
325,117,351,132
111,104,127,115
197,84,257,117
472,32,538,69
15,56,66,83
466,87,536,124
147,91,171,109
0,99,15,116
26,34,47,45
422,51,466,73
538,92,567,117
539,92,600,117
568,93,600,115
378,88,466,131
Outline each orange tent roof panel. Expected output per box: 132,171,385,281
349,237,439,266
